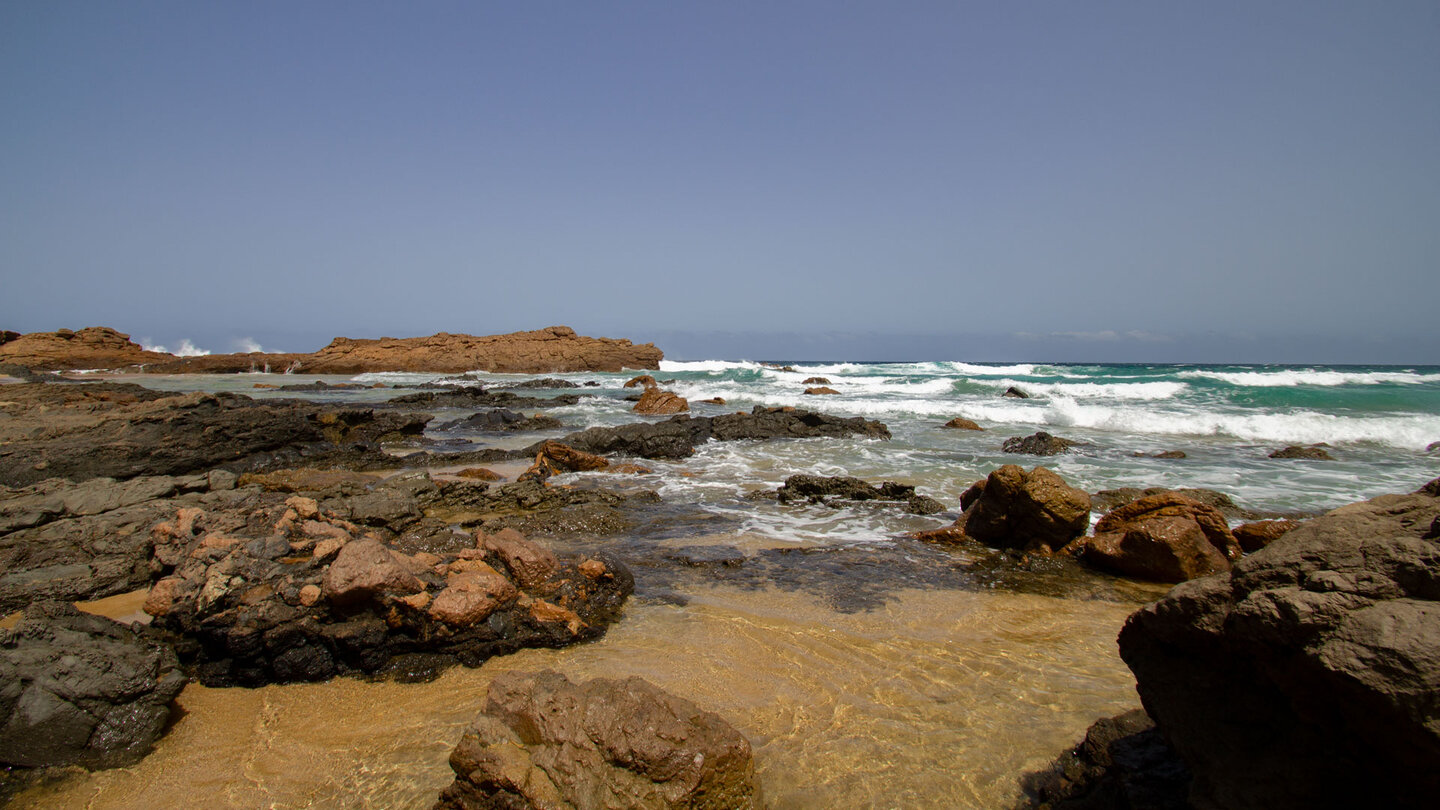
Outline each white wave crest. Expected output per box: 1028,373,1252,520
659,360,765,373
142,338,211,357
944,361,1039,376
992,379,1188,401
1181,369,1440,387
235,337,264,353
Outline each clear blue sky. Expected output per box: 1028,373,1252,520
2,1,1437,362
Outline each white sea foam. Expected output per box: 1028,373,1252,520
235,337,264,353
943,361,1040,376
1181,369,1440,387
991,379,1188,401
659,360,764,373
142,339,211,357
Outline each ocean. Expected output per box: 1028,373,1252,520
27,360,1438,809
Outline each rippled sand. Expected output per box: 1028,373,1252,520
15,584,1142,809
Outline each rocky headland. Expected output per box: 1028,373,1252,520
0,325,662,374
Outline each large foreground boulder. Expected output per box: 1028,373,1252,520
964,465,1091,553
0,601,186,769
434,670,762,810
1117,480,1440,809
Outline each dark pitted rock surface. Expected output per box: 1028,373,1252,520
1002,431,1080,456
495,378,581,389
0,472,238,613
1117,479,1440,810
0,601,186,770
1268,444,1335,460
1015,708,1190,810
775,474,944,515
145,494,633,686
436,409,563,433
964,465,1091,553
386,387,582,410
0,382,430,488
550,406,890,461
434,670,761,810
1079,492,1242,583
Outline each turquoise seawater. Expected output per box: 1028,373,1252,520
126,359,1440,541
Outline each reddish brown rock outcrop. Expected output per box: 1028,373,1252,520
435,670,762,810
1080,492,1242,583
0,327,168,370
803,386,840,395
942,417,983,431
1233,518,1303,553
301,326,660,374
633,387,689,415
964,465,1092,553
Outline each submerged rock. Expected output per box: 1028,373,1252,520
1118,478,1440,810
1268,444,1334,460
1002,431,1080,456
803,386,840,395
434,670,762,810
1003,386,1031,399
0,601,186,770
942,417,983,431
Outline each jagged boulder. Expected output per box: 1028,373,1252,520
964,465,1091,553
1079,492,1242,583
0,601,186,769
633,387,689,415
434,670,762,810
1117,479,1440,810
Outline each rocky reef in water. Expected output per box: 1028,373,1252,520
0,325,662,373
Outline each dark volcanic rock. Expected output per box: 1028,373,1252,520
1117,480,1440,810
1016,708,1190,810
1003,386,1031,399
1002,431,1080,456
1268,444,1334,460
0,601,186,770
436,409,563,433
0,382,431,487
386,388,582,410
495,377,580,389
774,474,943,514
551,406,891,461
434,670,761,810
964,465,1091,553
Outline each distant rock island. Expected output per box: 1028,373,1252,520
0,325,662,374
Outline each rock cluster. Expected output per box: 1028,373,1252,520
145,495,633,686
434,670,762,810
0,601,186,769
1118,480,1440,809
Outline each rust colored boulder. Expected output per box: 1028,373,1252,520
942,417,983,430
624,374,658,389
434,670,762,810
963,465,1091,553
803,376,831,384
1233,518,1302,553
633,387,689,415
1081,492,1242,582
481,528,559,590
803,386,840,395
1118,479,1440,810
